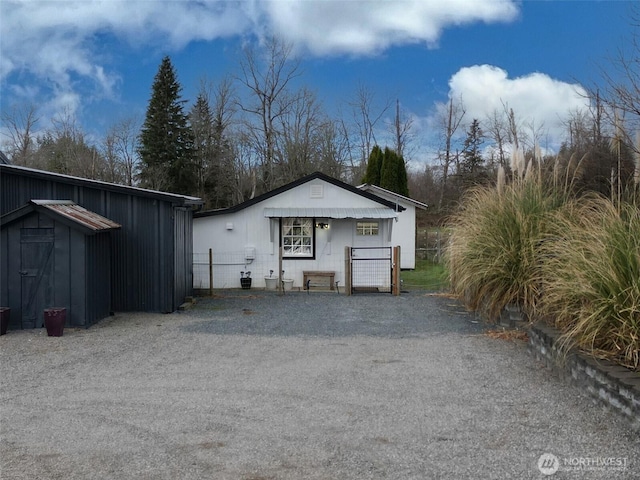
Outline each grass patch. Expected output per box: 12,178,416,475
401,259,448,291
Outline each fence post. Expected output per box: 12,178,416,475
344,246,352,296
392,246,401,296
209,248,213,297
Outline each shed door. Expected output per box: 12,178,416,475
20,228,54,329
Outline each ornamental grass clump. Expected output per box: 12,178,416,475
541,197,640,370
447,162,571,320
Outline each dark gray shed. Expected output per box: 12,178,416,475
1,200,121,329
0,164,203,317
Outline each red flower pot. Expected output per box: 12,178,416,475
44,308,66,337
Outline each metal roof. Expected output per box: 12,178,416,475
263,207,397,219
194,172,404,218
30,200,121,232
357,184,429,209
0,164,203,206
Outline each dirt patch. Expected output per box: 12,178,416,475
485,328,529,343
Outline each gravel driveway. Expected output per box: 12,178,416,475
1,291,637,479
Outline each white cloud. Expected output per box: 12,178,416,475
445,65,590,150
0,0,253,125
265,0,519,55
0,0,519,123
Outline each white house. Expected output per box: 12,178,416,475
357,183,428,269
192,172,404,291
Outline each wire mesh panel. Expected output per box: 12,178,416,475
350,247,392,293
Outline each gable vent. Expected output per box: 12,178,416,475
310,184,324,198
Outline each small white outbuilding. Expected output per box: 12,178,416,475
192,172,405,291
356,184,428,269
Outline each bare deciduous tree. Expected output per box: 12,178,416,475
436,97,465,210
275,87,325,182
1,103,40,165
316,119,350,179
236,36,302,192
342,83,392,182
484,109,509,170
40,110,104,180
103,116,140,185
210,76,240,207
391,99,413,159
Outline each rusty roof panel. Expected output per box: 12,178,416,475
31,200,121,232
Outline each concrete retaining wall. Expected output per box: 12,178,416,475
528,323,640,432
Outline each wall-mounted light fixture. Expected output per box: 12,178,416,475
316,222,329,229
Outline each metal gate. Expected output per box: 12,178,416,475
349,246,392,293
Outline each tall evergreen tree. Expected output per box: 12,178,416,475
138,56,194,194
380,147,399,193
362,145,409,196
362,145,383,185
397,154,409,197
190,93,214,204
379,147,410,196
189,90,238,209
461,118,485,178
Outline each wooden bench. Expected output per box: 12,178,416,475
303,271,335,291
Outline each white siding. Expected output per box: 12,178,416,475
357,185,425,269
193,179,393,289
392,204,417,269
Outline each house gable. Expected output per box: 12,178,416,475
195,172,404,218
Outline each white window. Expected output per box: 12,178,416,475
282,217,314,257
356,221,379,236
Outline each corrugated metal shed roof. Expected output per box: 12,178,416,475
263,207,397,219
31,200,121,232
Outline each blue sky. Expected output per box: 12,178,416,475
1,1,637,168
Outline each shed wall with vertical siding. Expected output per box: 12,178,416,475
0,164,202,313
1,210,112,328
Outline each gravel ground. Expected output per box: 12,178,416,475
1,290,638,480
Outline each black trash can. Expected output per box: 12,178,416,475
0,307,9,335
44,308,66,337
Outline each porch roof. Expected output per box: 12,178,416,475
263,207,397,219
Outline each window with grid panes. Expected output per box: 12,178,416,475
356,221,379,236
282,217,314,257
